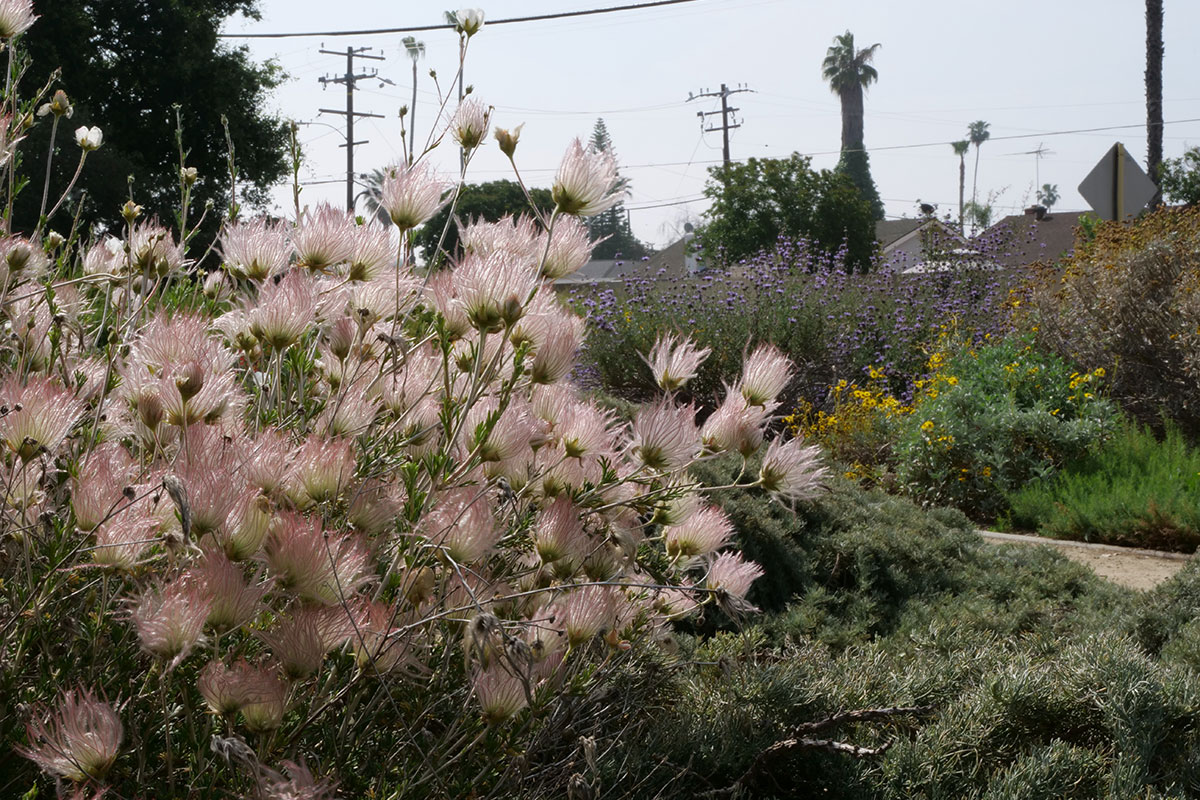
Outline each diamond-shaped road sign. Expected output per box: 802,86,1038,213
1078,142,1159,221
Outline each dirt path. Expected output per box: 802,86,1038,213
978,530,1192,591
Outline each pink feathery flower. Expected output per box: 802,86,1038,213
129,221,184,277
286,435,357,508
197,659,256,715
345,222,396,282
465,396,534,464
664,505,734,558
18,687,122,782
81,236,124,283
474,666,528,725
552,138,622,217
422,486,499,564
244,429,296,496
705,551,763,600
217,492,273,561
0,0,37,39
380,161,452,231
533,495,589,567
293,203,355,272
177,425,251,537
220,217,291,281
701,392,771,457
349,600,412,674
452,250,540,332
651,484,700,527
248,268,318,351
426,269,471,337
539,214,594,280
555,398,615,460
258,604,355,679
5,292,53,369
655,584,700,620
318,374,380,437
191,551,268,633
264,512,372,604
259,759,339,800
347,480,403,536
91,504,158,571
738,343,794,407
451,96,491,151
0,235,48,283
558,584,617,646
759,438,829,503
72,443,137,533
461,214,542,262
629,398,698,472
130,579,211,668
0,375,83,461
644,333,711,393
236,664,288,733
529,308,583,386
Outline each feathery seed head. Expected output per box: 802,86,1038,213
644,333,711,393
380,161,451,231
18,687,122,782
552,138,622,217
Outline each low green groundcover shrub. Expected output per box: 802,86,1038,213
577,472,1200,799
895,334,1120,521
1006,420,1200,551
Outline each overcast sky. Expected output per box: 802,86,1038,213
222,0,1200,249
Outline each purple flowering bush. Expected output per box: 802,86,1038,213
571,237,1018,416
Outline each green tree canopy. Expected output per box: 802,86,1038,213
1159,147,1200,206
17,0,290,245
414,179,552,264
584,118,648,260
696,154,876,271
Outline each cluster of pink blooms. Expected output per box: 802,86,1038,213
3,14,828,792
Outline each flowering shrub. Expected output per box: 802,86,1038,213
1020,206,1200,439
785,366,913,483
571,237,1017,413
894,334,1120,520
0,11,828,798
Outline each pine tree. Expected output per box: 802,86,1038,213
585,118,649,259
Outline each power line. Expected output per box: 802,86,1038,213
219,0,705,40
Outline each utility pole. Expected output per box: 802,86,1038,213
318,45,387,213
688,83,753,168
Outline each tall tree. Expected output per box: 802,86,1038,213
585,118,648,259
822,31,880,153
952,139,970,232
967,120,991,226
696,153,876,271
401,36,425,160
1146,0,1164,206
18,0,289,245
822,31,884,220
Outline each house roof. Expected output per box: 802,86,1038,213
975,210,1086,268
875,218,926,249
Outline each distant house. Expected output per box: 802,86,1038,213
555,235,702,287
876,217,974,272
975,206,1087,268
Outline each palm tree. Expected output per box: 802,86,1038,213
952,139,970,232
967,120,990,213
1147,0,1164,205
359,168,393,227
402,36,425,161
821,31,881,154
